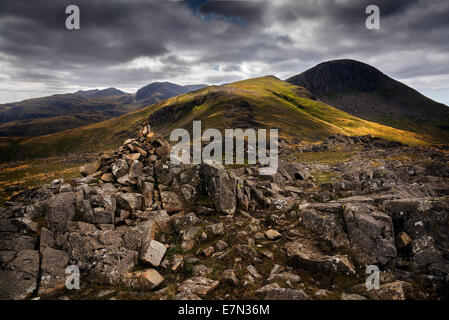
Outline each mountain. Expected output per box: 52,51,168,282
75,87,127,98
0,76,432,162
286,59,449,140
0,83,207,137
0,92,136,137
135,82,207,104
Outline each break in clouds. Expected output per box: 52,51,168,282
1,0,449,104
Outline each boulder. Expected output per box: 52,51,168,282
0,270,37,300
142,182,154,208
160,191,185,214
177,277,219,297
122,220,157,252
0,250,40,300
222,269,238,285
0,234,36,251
126,269,164,290
284,239,355,275
79,159,102,177
40,227,55,250
279,161,311,180
296,203,349,250
263,288,311,300
45,192,76,232
353,281,409,300
201,162,236,215
66,230,138,285
112,159,129,178
343,204,397,268
141,240,167,267
117,174,135,186
38,248,70,296
116,193,144,213
129,161,143,180
265,229,282,240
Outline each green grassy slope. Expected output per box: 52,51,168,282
0,76,433,162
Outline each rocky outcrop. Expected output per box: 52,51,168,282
1,126,448,300
201,162,236,215
343,203,397,268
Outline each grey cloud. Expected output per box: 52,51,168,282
0,0,448,104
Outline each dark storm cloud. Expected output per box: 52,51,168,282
1,0,449,104
198,0,267,24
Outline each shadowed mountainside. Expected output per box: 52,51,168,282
286,59,449,141
135,82,207,104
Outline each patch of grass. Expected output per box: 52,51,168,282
312,170,338,184
293,150,356,164
0,156,84,205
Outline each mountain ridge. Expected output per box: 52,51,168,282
0,76,434,162
0,82,207,137
286,59,449,140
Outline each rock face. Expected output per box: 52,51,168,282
46,192,76,232
1,125,449,300
201,163,236,215
0,250,39,299
39,248,70,295
343,204,397,268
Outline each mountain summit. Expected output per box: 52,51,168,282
287,59,449,140
287,59,385,94
135,82,207,104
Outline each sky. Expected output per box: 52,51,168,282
1,0,449,104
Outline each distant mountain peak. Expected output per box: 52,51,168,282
135,82,207,103
287,59,387,95
287,59,449,139
76,87,127,98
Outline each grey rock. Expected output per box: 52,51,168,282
201,162,236,215
116,193,144,213
125,269,164,290
284,239,356,275
112,159,129,178
45,192,76,232
177,277,219,297
141,240,166,267
142,182,154,208
264,288,311,300
340,293,367,300
39,227,55,250
80,159,102,177
222,269,238,285
172,212,200,233
343,203,397,268
38,248,69,296
129,161,143,180
160,191,185,214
